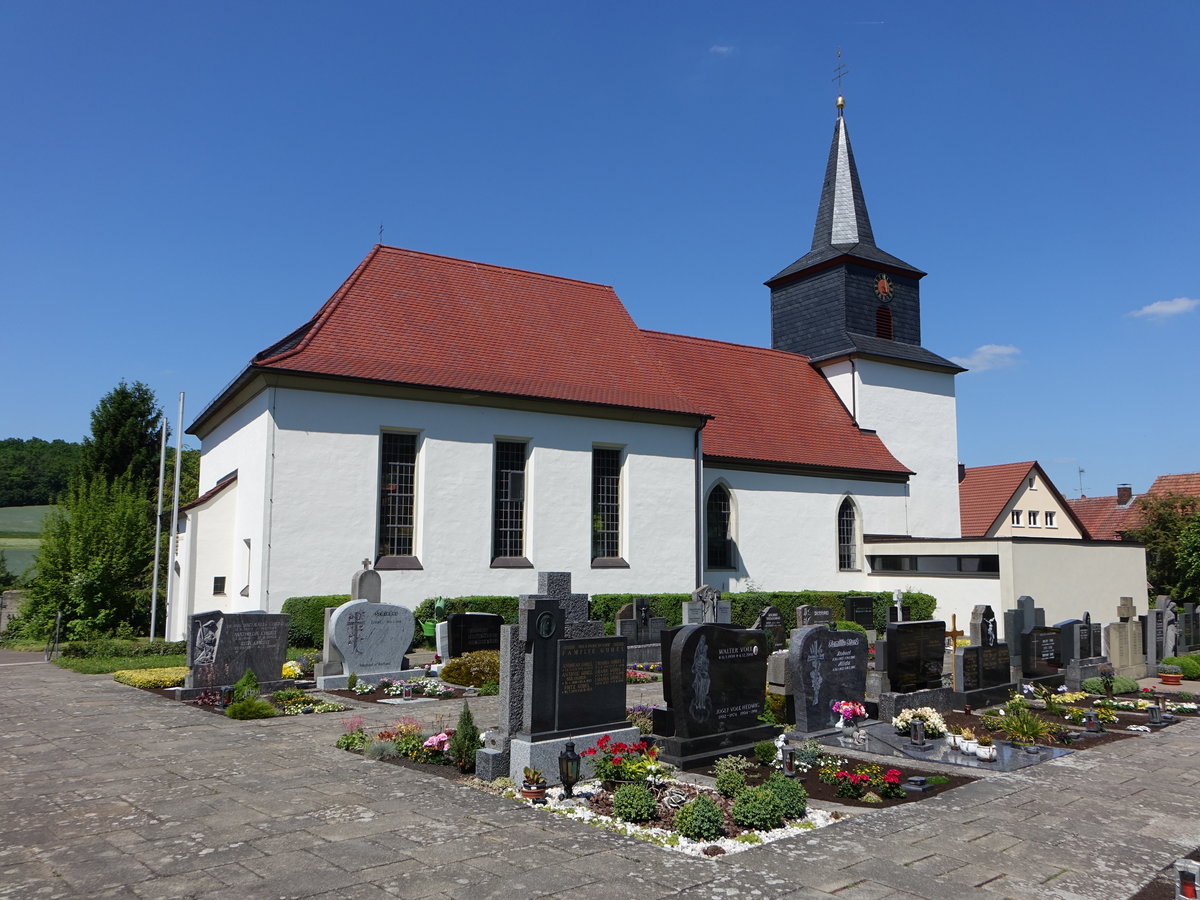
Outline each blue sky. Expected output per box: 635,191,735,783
1,2,1196,500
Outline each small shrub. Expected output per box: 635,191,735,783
735,832,762,844
711,753,753,778
834,619,867,635
612,783,657,823
336,729,368,751
439,650,501,687
626,705,654,735
731,786,785,831
1081,674,1140,695
1163,656,1200,680
447,701,483,773
232,669,260,702
225,697,276,719
1158,664,1182,675
673,795,724,841
364,739,399,761
754,739,778,767
715,769,746,799
272,688,307,703
760,692,789,726
346,672,358,690
478,680,500,696
762,772,807,818
112,666,187,689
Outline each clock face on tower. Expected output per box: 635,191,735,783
873,273,894,302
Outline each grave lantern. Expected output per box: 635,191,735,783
909,720,926,747
558,742,581,798
1083,710,1101,733
1148,705,1164,726
221,687,234,708
781,745,798,778
1176,858,1200,899
402,683,414,701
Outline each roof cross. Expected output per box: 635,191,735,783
832,48,848,114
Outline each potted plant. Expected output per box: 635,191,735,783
1158,664,1183,686
831,699,866,735
999,704,1052,752
946,724,962,750
975,732,997,761
1098,663,1116,699
520,766,547,801
959,727,978,755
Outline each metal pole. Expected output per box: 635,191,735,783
165,393,184,640
149,416,168,640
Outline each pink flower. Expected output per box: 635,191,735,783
423,731,451,750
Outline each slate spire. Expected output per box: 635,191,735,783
811,114,876,251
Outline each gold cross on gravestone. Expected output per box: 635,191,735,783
945,615,965,690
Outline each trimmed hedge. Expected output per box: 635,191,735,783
280,595,348,648
410,596,519,646
62,638,187,659
113,666,188,689
1162,656,1200,680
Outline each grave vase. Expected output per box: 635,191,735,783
839,720,855,737
946,733,960,750
975,744,997,762
960,738,978,755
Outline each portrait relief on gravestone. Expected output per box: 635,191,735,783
194,618,221,665
982,607,997,647
688,634,714,728
694,584,719,621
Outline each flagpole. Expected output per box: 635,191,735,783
149,416,168,640
165,393,185,640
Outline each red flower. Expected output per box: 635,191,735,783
610,756,623,766
597,735,610,748
581,747,596,756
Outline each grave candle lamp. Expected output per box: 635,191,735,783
1148,704,1164,726
781,745,798,778
402,683,414,701
558,742,581,798
1179,866,1197,899
909,720,926,748
1083,710,1101,733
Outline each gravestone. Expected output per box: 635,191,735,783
350,559,381,603
437,612,504,661
954,605,1016,707
1181,602,1198,653
885,620,946,693
653,624,776,768
751,605,787,650
796,605,833,628
846,596,876,632
616,597,667,664
1054,617,1085,666
682,584,731,625
1056,610,1108,690
1117,596,1136,623
315,598,418,690
184,610,291,697
1005,595,1064,688
1142,609,1165,670
786,624,869,734
1021,626,1062,678
475,572,638,784
1160,596,1180,660
1106,597,1146,679
316,561,386,682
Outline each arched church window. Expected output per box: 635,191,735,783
875,305,893,340
838,498,858,571
706,484,733,569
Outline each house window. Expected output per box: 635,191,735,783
1028,510,1039,527
875,305,894,340
213,576,226,595
838,498,858,571
592,448,622,562
1045,511,1056,527
1028,477,1037,490
493,441,527,562
1011,509,1022,526
706,484,733,569
378,432,418,562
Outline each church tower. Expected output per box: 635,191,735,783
768,96,963,538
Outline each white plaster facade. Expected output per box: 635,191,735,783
989,468,1084,539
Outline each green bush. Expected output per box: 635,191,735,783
612,783,657,823
761,692,789,726
1081,674,1140,695
410,596,519,646
673,795,724,841
232,669,259,702
439,650,501,687
762,772,807,819
272,688,307,703
225,697,276,719
834,620,867,635
731,786,785,831
280,595,348,648
715,769,746,799
711,753,754,778
754,740,778,767
447,701,482,773
62,637,188,659
1163,656,1200,680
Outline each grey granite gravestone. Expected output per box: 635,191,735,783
315,561,382,682
350,560,381,603
652,623,776,769
616,597,666,663
1160,596,1180,660
953,605,1015,707
184,610,291,697
315,599,418,690
682,584,731,625
1142,608,1165,671
1106,597,1146,679
786,624,869,734
1181,602,1198,652
797,605,833,628
475,572,638,784
885,620,947,693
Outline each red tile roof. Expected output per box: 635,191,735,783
252,246,705,417
1067,494,1139,541
958,461,1036,537
180,472,237,513
641,331,909,475
1147,473,1200,496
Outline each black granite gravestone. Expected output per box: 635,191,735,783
1021,626,1062,678
652,624,777,768
446,612,503,659
847,596,876,631
885,620,946,693
556,637,627,731
787,624,869,734
751,605,787,650
796,605,833,628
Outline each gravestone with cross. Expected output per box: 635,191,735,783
1106,597,1148,679
954,604,1016,707
682,584,731,625
475,572,638,784
315,562,419,689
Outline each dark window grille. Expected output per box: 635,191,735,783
213,576,226,595
875,305,894,340
592,448,621,558
706,485,733,569
378,433,417,557
838,498,857,570
493,441,526,559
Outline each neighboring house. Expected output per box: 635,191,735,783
166,100,1147,641
959,461,1088,539
1068,473,1200,541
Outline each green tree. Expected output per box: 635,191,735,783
9,475,154,640
0,551,18,591
1173,513,1200,604
0,437,83,506
1126,493,1200,598
78,381,165,494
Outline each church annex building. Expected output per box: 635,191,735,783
167,104,1146,641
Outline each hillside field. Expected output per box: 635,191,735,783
0,505,52,576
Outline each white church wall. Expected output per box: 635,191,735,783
702,467,908,593
849,360,961,539
258,386,697,612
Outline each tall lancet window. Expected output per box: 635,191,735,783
837,498,858,571
706,484,733,569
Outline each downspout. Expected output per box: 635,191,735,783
263,387,278,611
694,422,706,588
849,358,858,423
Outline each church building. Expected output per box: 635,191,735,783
167,99,1146,641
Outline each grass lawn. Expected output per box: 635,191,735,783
0,504,51,577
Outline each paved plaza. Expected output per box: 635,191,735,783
2,652,1199,899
